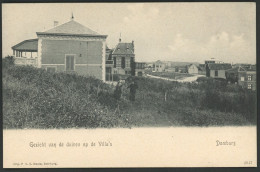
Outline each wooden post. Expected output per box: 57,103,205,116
31,52,32,58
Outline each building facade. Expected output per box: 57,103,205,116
153,60,165,72
12,18,107,81
111,40,135,77
187,64,198,74
238,65,256,90
207,63,232,79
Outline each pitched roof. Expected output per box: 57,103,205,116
12,39,38,51
112,42,134,55
208,63,232,70
238,65,256,72
187,64,198,68
225,67,239,73
37,20,107,37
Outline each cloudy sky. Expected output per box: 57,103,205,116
2,3,256,64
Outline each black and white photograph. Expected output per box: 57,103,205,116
2,2,257,168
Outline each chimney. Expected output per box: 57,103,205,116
54,21,59,27
119,32,122,42
71,12,74,20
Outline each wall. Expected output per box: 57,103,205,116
188,65,198,74
238,71,256,90
210,70,226,79
154,63,165,72
112,55,133,75
41,39,103,80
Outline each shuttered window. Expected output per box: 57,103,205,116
126,58,131,68
113,57,116,68
66,55,75,71
121,57,125,69
116,57,121,68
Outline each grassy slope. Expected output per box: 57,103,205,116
3,65,257,129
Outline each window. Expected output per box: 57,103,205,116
248,75,252,81
248,84,252,90
46,67,56,72
125,58,131,68
241,77,245,81
65,55,75,71
215,70,218,77
116,57,121,68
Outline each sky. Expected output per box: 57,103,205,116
2,3,256,64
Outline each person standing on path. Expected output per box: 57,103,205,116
128,80,138,102
114,81,123,101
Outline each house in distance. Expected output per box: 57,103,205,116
238,65,256,90
12,15,108,81
206,63,232,79
111,39,135,76
187,64,198,74
153,60,165,72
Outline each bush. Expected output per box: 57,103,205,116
2,56,14,69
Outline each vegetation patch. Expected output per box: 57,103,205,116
2,57,256,129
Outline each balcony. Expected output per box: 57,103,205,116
14,57,37,67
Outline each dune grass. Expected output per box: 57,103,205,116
2,57,257,129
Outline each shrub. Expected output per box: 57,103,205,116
2,56,14,70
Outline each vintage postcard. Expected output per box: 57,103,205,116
2,2,257,168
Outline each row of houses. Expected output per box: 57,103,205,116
11,16,145,82
150,60,205,75
205,60,256,91
147,58,256,91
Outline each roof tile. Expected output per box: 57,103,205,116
112,43,134,55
